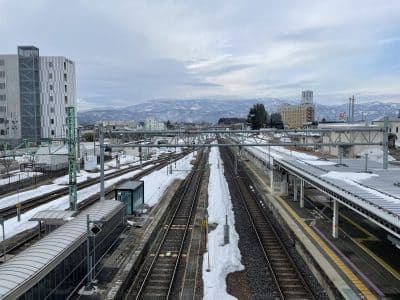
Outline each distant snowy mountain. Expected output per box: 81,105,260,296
77,99,400,124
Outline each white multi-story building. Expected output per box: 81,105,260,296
301,90,313,104
144,117,165,131
0,46,76,144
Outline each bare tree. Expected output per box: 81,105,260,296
0,157,15,181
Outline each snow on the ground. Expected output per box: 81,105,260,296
358,148,395,162
203,147,244,300
143,152,195,207
322,171,377,182
0,171,42,186
302,159,337,166
1,151,195,240
1,166,150,239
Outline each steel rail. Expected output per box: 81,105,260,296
0,151,190,220
131,151,205,300
222,146,314,299
0,151,192,261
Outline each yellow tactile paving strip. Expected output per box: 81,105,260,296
339,213,400,281
249,166,378,300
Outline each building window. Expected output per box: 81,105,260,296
0,106,6,113
0,71,4,78
0,83,5,89
49,84,54,91
0,95,5,101
49,73,53,80
397,127,399,133
49,95,54,102
64,95,68,103
49,61,53,68
0,59,4,66
51,129,55,136
63,61,66,69
50,107,55,113
63,73,67,81
50,118,54,124
0,118,4,124
64,85,67,93
0,129,5,135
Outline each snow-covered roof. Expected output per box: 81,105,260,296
35,145,68,155
0,200,124,299
244,143,400,238
372,116,400,123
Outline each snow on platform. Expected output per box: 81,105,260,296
203,147,243,300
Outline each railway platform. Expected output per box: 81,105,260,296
241,156,381,299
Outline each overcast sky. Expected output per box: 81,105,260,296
1,0,400,109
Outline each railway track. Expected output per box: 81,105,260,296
0,151,193,261
221,146,314,299
125,150,206,299
0,151,191,220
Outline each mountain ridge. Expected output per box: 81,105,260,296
77,99,400,124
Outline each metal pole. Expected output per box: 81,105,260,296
77,126,81,173
268,145,271,168
86,214,91,287
224,214,230,245
66,106,77,211
348,97,351,123
99,124,105,200
234,153,238,175
0,218,5,262
383,116,389,169
93,127,96,156
332,199,339,238
364,153,368,172
300,179,304,208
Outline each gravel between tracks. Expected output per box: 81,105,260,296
224,168,278,299
223,147,329,300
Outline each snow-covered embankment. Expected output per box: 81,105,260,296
203,147,244,299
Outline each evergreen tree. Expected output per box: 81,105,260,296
269,112,284,129
247,103,268,129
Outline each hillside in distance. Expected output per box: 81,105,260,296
78,99,400,124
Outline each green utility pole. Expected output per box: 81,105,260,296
66,106,77,210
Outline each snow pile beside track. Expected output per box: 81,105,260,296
203,147,243,300
143,153,195,207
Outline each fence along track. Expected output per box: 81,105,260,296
221,146,314,299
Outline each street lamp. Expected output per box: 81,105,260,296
86,214,104,288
